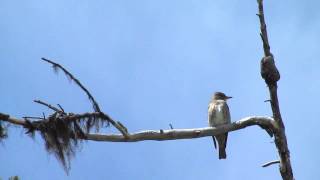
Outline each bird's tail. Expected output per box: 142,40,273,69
216,133,228,159
218,146,226,159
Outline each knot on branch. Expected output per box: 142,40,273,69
260,55,280,86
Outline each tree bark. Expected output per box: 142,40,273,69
257,0,294,179
0,113,274,142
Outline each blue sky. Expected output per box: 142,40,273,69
1,0,319,179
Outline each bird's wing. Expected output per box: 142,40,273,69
208,103,216,127
208,103,217,149
223,102,231,124
222,102,231,147
212,136,217,149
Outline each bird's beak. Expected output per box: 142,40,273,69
226,96,232,99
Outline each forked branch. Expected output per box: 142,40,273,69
41,58,128,137
41,58,101,113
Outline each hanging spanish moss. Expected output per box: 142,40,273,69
0,59,125,173
26,115,81,173
23,111,110,173
0,121,8,141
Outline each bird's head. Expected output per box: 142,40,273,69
213,92,232,101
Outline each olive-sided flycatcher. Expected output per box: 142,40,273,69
208,92,232,159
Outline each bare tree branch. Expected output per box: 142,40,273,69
57,104,65,113
262,160,280,168
0,113,25,126
256,0,294,179
257,0,271,57
0,113,275,142
86,116,275,142
34,99,63,113
40,58,129,137
22,116,46,120
41,58,102,113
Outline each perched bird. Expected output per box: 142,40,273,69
208,92,232,159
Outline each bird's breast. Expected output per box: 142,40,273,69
208,102,228,126
213,105,226,125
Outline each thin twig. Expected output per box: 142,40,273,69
57,104,65,113
41,58,101,113
262,160,280,167
34,100,61,113
22,116,45,120
257,0,271,56
41,58,129,137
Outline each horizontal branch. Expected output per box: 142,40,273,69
86,116,276,142
0,113,26,126
0,113,275,142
